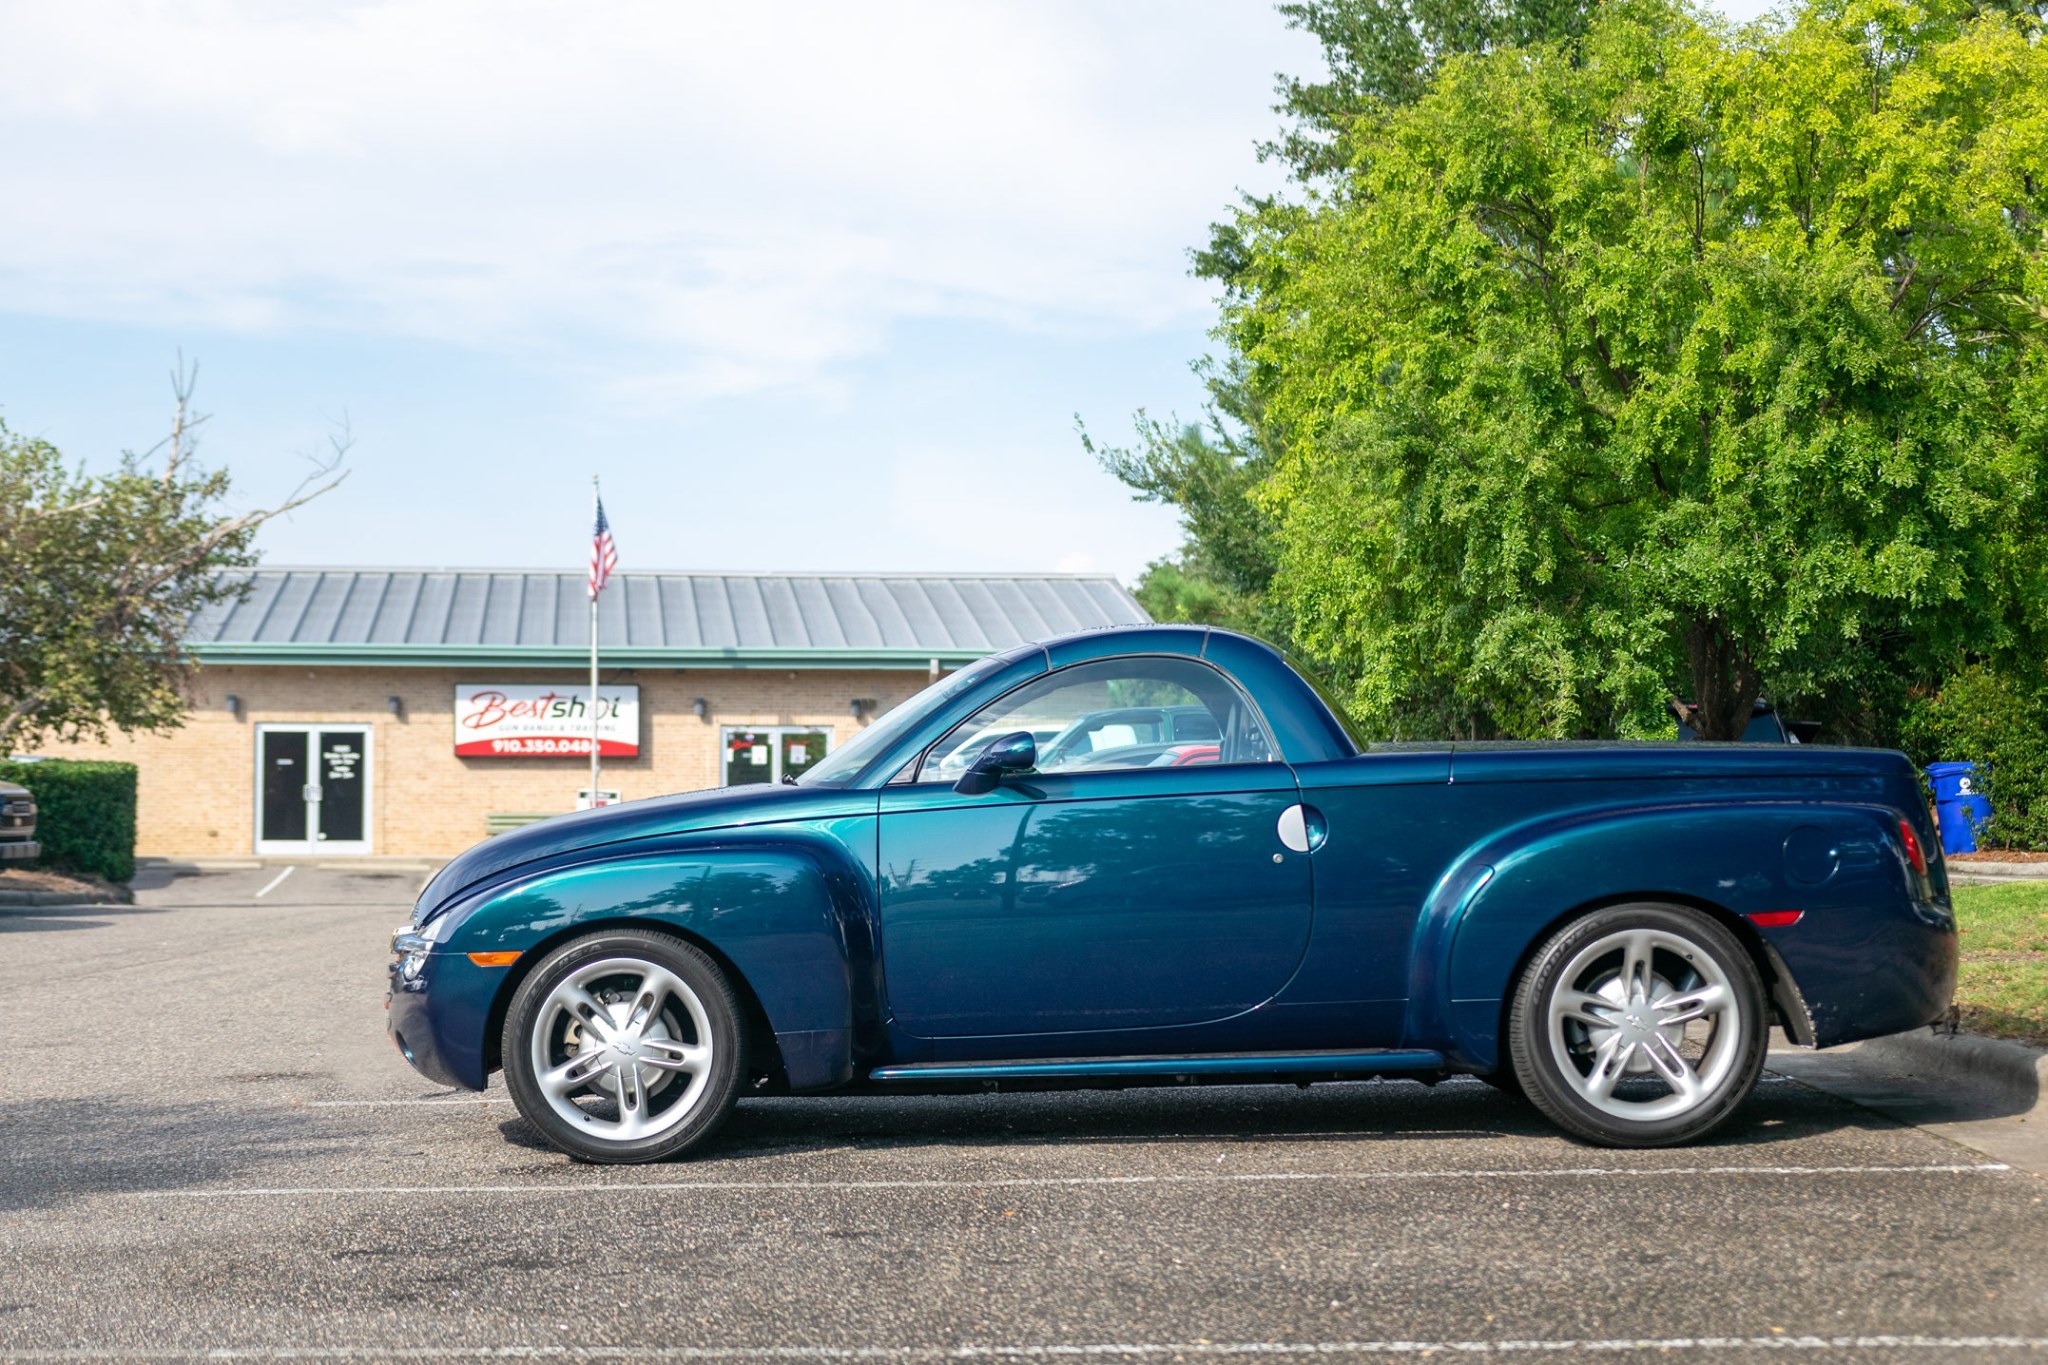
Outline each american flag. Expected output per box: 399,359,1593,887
589,496,618,600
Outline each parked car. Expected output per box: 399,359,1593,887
390,625,1954,1163
1034,703,1221,769
1669,698,1822,744
0,779,39,863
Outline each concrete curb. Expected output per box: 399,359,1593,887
0,887,131,908
1851,1026,2048,1108
1769,1027,2048,1176
1947,859,2048,884
136,855,448,874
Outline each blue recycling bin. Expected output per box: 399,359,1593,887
1926,760,1993,855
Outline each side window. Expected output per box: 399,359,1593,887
918,658,1275,782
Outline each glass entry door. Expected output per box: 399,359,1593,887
256,725,372,855
721,727,831,787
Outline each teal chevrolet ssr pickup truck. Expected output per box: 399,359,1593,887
390,625,1954,1164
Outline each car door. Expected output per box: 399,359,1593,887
876,655,1314,1041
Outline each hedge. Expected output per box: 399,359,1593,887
1901,664,2048,852
0,758,138,883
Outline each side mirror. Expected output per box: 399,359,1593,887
954,731,1037,796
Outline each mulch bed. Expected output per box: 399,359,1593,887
1949,849,2048,863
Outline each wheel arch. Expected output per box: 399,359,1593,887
481,917,789,1091
433,837,873,1093
1478,891,1812,1074
1406,800,1830,1069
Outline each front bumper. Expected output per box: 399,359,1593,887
387,933,507,1091
0,839,40,862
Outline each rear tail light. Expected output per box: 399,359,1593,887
1898,818,1929,878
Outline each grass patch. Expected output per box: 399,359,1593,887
1949,880,2048,1047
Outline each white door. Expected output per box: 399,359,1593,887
255,725,373,855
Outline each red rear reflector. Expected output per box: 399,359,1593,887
1898,819,1928,877
1746,910,1804,928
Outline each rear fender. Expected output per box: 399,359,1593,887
432,820,874,1092
1404,801,1910,1068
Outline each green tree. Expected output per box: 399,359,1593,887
1263,0,1595,177
1228,0,2048,739
1103,0,1598,646
1080,359,1289,639
0,365,347,752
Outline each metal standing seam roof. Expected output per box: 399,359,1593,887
185,569,1152,669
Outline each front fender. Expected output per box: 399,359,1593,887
397,818,875,1092
1403,800,1932,1068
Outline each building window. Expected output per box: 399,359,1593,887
722,726,833,787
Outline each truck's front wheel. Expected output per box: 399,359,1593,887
1509,904,1766,1147
502,929,744,1164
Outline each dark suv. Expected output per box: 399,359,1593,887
0,780,39,862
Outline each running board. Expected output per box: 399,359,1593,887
868,1049,1446,1083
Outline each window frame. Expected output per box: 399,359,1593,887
908,654,1280,784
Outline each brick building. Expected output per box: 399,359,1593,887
43,568,1148,858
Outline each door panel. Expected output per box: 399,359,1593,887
878,764,1313,1039
1279,753,1456,1011
259,731,309,844
316,731,366,844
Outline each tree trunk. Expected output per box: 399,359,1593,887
1685,614,1763,741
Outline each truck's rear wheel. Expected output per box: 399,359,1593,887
1509,904,1766,1147
502,929,743,1164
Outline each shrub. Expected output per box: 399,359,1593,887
1901,665,2048,852
0,758,137,882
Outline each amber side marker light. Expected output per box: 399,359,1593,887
467,951,522,967
1898,818,1930,878
1746,910,1805,929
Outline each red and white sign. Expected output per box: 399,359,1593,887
454,684,640,757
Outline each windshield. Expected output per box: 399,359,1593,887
796,654,1011,788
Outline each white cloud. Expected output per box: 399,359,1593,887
0,1,1315,401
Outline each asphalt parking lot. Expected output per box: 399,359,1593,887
2,867,2045,1362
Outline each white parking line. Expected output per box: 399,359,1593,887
253,866,296,899
7,1334,2048,1359
307,1097,510,1106
126,1162,2010,1199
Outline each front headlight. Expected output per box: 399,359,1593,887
391,924,435,983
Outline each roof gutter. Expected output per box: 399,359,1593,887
186,642,986,671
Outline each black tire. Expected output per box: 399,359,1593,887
1508,903,1767,1148
502,929,744,1164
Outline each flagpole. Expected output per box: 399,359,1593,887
589,474,602,808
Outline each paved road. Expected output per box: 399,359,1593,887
2,867,2045,1362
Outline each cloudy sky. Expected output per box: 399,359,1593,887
0,0,1770,583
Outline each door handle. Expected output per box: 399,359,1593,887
1277,803,1327,854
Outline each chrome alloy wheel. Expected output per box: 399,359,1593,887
528,956,716,1143
1545,927,1741,1123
